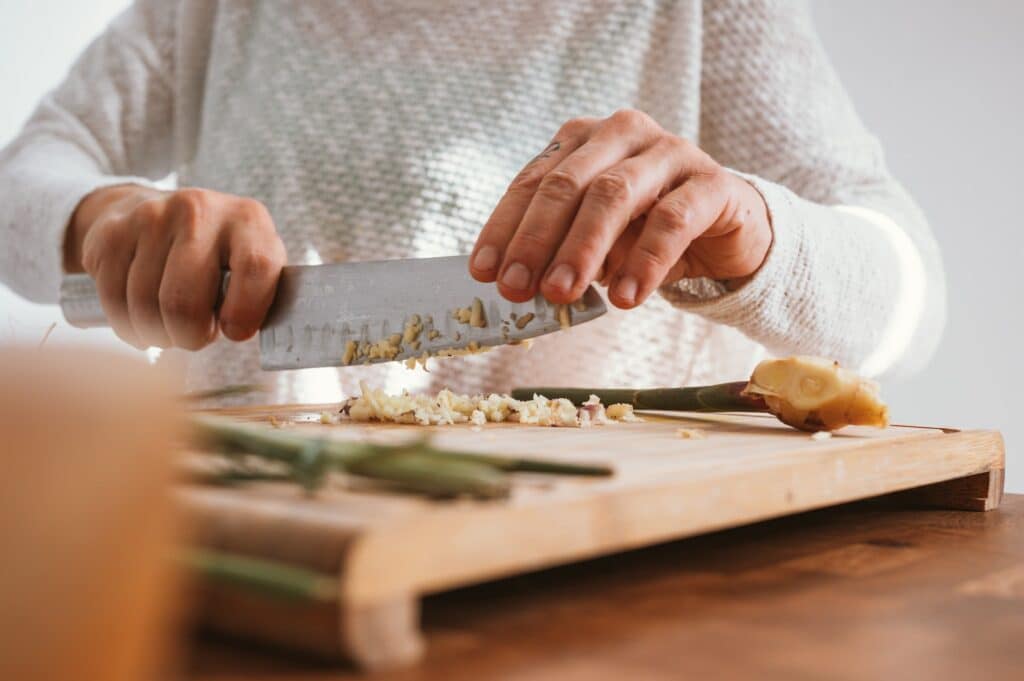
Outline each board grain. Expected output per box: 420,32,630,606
184,404,1005,670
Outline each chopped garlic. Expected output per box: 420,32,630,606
320,411,335,425
366,336,402,360
469,297,487,327
606,403,642,422
578,394,608,427
427,329,441,341
515,312,535,330
340,382,640,428
342,340,358,365
810,430,833,441
675,427,706,439
402,315,423,344
555,304,571,330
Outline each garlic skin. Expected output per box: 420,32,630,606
743,356,889,431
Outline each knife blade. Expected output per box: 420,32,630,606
59,255,608,371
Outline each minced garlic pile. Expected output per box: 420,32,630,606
340,381,640,428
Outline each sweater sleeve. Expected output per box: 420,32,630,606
0,0,177,304
659,0,946,379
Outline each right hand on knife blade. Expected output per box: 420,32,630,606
63,185,287,350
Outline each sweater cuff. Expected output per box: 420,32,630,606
658,171,806,326
12,172,158,304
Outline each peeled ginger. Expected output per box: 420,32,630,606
742,356,888,432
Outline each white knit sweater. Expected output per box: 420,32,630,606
0,0,945,404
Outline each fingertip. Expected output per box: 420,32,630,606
539,284,573,305
495,283,536,304
469,266,497,283
607,295,636,310
609,274,642,309
539,279,584,305
470,245,501,282
221,321,257,342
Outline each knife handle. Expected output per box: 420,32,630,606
60,271,232,329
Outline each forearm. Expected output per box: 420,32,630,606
0,0,177,302
0,137,159,303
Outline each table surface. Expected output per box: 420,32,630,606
187,494,1024,681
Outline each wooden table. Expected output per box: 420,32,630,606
188,493,1024,680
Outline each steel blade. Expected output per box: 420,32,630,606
258,255,606,370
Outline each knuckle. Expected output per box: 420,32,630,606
511,227,551,254
557,116,592,138
81,234,114,275
167,190,209,240
235,197,272,224
159,286,203,322
650,199,695,234
704,165,729,190
233,249,279,279
537,169,583,202
632,242,669,271
610,108,651,130
508,168,544,194
588,171,633,207
663,135,692,156
131,198,164,225
560,235,604,269
168,188,206,217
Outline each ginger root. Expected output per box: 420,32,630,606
742,356,888,431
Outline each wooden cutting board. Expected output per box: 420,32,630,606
183,404,1005,671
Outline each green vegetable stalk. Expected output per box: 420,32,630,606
510,382,767,413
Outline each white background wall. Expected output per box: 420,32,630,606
1,1,1020,490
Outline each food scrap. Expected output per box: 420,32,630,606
675,427,706,439
605,403,642,422
555,304,571,330
514,312,535,330
402,314,423,344
469,297,487,327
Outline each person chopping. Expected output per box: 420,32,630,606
0,0,944,404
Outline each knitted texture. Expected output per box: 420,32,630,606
0,0,944,404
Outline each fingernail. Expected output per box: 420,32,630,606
545,263,576,292
472,245,499,271
613,275,638,303
500,262,532,290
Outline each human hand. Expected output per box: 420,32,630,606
470,109,772,308
64,185,287,350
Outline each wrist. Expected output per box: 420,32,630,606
63,184,162,272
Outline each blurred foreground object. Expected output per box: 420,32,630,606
0,347,183,681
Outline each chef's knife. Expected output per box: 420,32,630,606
60,255,607,370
